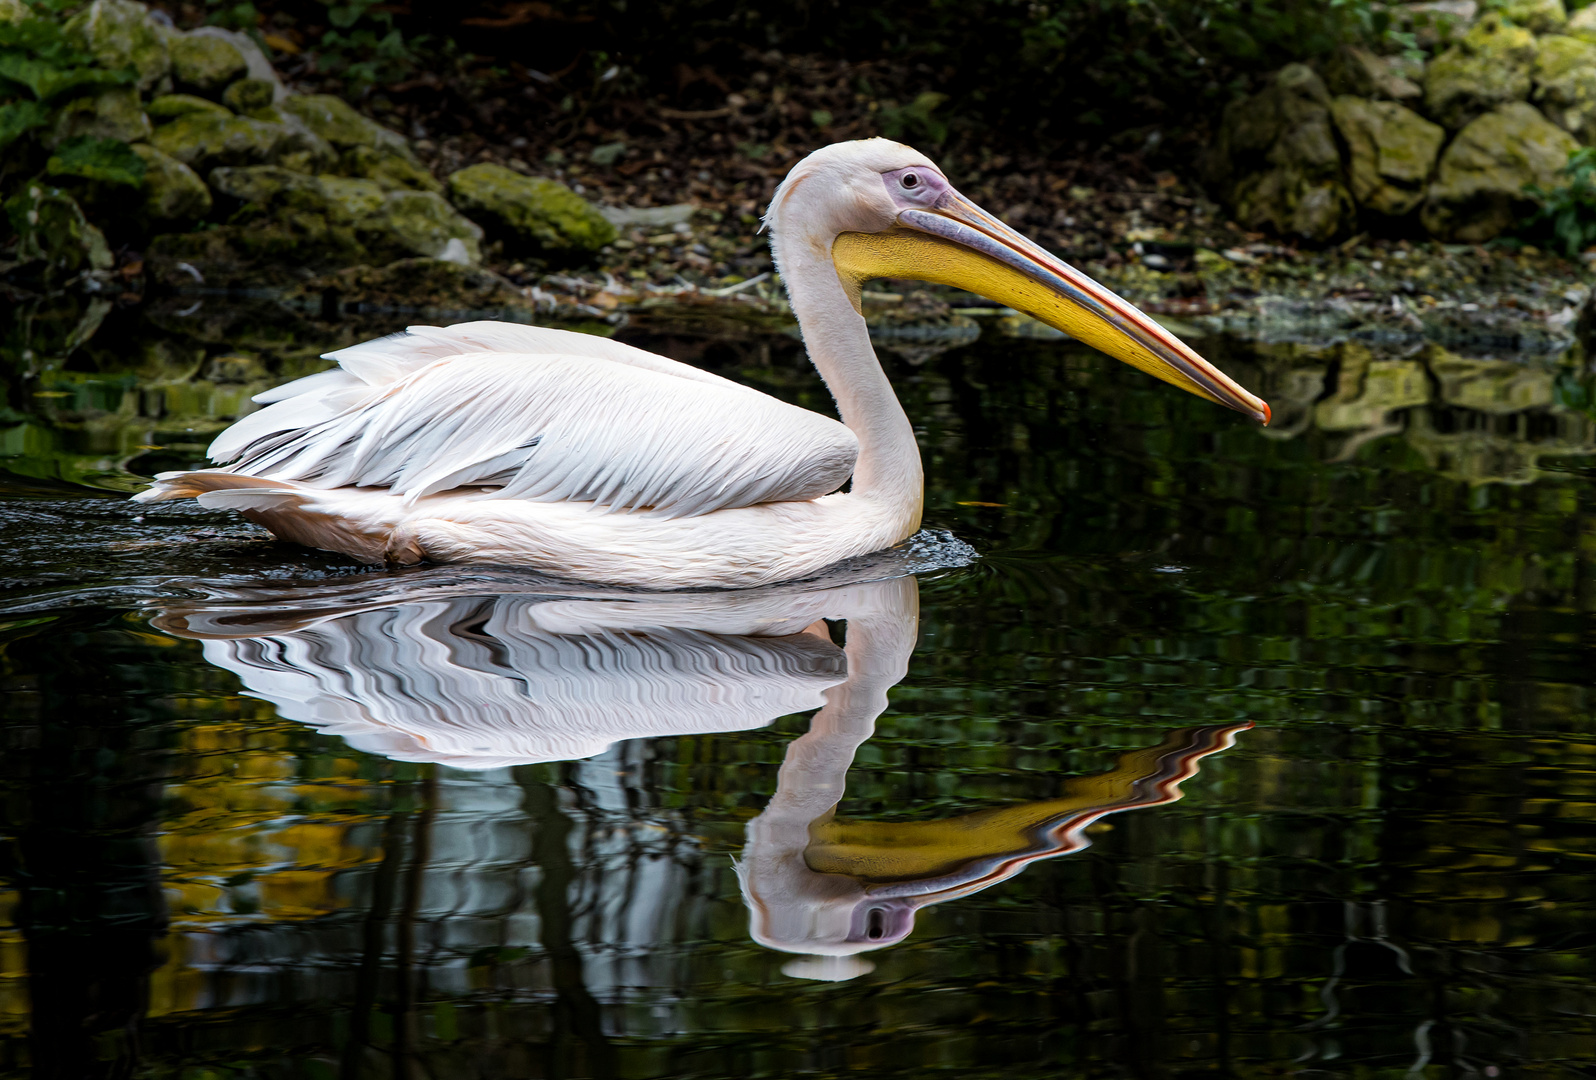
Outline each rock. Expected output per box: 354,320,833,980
186,26,286,101
222,78,276,113
1571,4,1596,42
1421,102,1580,241
1423,14,1538,130
149,111,288,170
131,144,211,223
1202,64,1354,243
168,32,247,95
1427,349,1556,412
447,163,618,258
63,0,169,93
48,86,151,147
279,95,411,157
243,104,338,174
1498,0,1566,32
149,165,482,285
2,183,114,284
1330,96,1446,217
337,145,443,193
599,203,695,229
1321,46,1422,102
144,94,229,122
1533,33,1596,142
1403,1,1478,47
382,190,484,263
0,0,30,22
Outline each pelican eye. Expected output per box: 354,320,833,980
901,173,920,190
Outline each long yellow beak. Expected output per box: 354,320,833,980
832,191,1270,424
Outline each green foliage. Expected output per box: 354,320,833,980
880,92,949,146
1524,147,1596,257
312,0,424,91
46,134,147,187
0,14,131,101
0,98,47,150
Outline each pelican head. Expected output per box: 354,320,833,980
767,139,1270,424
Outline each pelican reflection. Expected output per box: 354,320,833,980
151,568,1245,976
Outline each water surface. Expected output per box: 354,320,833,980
2,300,1594,1077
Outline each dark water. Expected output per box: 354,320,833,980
3,296,1596,1078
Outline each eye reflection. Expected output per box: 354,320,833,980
153,555,1243,982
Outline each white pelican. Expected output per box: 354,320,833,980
136,139,1270,588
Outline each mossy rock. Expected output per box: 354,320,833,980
169,32,247,95
49,86,151,147
3,183,114,285
1571,4,1596,42
149,111,288,170
279,95,411,157
1321,46,1422,102
1421,102,1580,241
145,94,229,122
63,0,169,93
244,105,338,174
222,78,276,114
1423,14,1538,130
1203,65,1355,243
1497,0,1567,33
0,0,30,22
131,143,211,224
149,165,481,286
338,145,442,193
446,163,616,258
1532,33,1596,142
1330,96,1445,217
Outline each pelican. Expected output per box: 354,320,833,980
135,139,1270,588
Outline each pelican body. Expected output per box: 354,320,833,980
136,140,1270,588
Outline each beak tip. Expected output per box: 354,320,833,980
1259,401,1272,426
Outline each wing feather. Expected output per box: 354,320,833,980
210,322,859,518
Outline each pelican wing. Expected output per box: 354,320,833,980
209,322,859,517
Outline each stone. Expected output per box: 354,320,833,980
149,111,288,170
2,183,114,284
294,259,527,315
1321,46,1423,102
1423,14,1538,130
0,0,29,22
48,86,151,148
169,32,247,96
131,143,211,222
244,104,338,174
63,0,169,93
1421,102,1581,241
187,26,285,101
222,78,276,113
279,95,411,157
144,94,229,122
1201,64,1354,243
337,145,443,193
1571,3,1596,42
447,163,617,257
1498,0,1567,32
1330,96,1446,217
1533,33,1596,142
382,190,484,263
149,165,482,286
599,203,695,229
1404,1,1478,47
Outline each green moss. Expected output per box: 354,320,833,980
48,85,150,146
46,135,146,187
446,163,616,259
241,104,337,174
149,111,286,169
222,78,275,113
145,94,229,122
131,143,211,223
1423,14,1537,130
1532,34,1596,142
1422,102,1580,241
279,94,410,155
62,0,168,93
338,144,441,193
1330,96,1445,217
168,32,246,95
3,182,113,283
